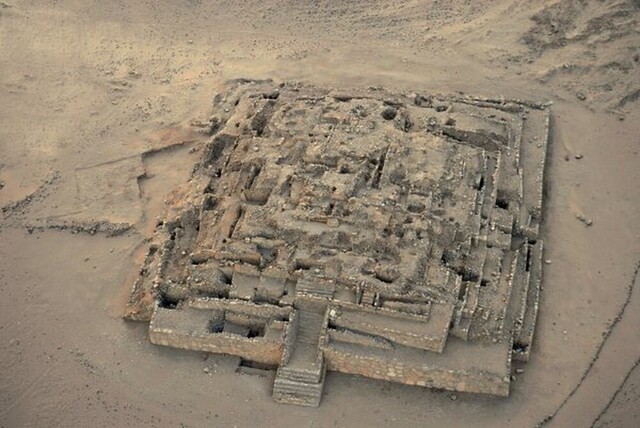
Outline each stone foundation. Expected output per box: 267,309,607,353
127,79,550,406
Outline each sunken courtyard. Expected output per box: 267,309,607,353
126,79,550,407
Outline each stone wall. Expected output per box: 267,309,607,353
150,326,283,365
280,310,299,366
189,297,292,320
323,345,509,397
329,301,447,352
149,304,287,365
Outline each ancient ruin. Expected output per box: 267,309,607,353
126,79,550,407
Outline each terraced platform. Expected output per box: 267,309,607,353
126,79,550,406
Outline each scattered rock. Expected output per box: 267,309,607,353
381,106,397,120
575,214,593,227
25,219,133,237
190,119,210,128
576,92,587,101
574,153,583,160
449,394,458,401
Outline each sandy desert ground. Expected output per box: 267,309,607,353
1,1,639,427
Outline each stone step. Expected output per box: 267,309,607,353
450,278,480,341
280,307,325,383
462,237,489,295
296,311,324,344
360,291,376,306
480,153,500,221
296,278,334,298
461,279,480,317
517,109,549,240
471,246,504,325
449,282,469,340
496,119,524,208
297,331,322,344
274,378,323,396
504,244,532,340
467,247,517,342
453,315,472,340
360,290,376,306
514,240,544,361
278,365,323,383
283,341,320,364
272,370,326,407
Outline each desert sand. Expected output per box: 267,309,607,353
1,1,639,427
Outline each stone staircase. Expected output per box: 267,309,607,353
273,307,326,407
296,278,335,299
272,371,326,407
295,311,325,345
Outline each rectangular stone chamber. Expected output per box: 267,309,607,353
127,79,551,407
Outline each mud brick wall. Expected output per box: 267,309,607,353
323,346,509,397
150,328,283,365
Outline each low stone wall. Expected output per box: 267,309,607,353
189,297,292,320
329,301,447,352
150,305,286,365
323,345,509,397
327,329,394,350
280,310,299,366
150,326,283,365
